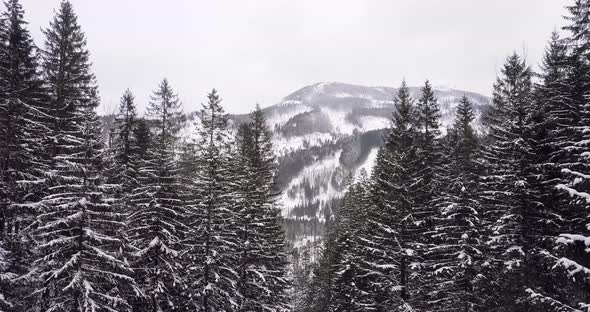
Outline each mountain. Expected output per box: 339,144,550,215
105,82,490,245
213,82,490,243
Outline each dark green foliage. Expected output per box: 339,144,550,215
412,80,443,309
0,0,46,310
234,105,290,311
31,2,136,311
146,78,183,149
366,80,419,308
126,79,186,312
111,89,138,190
479,52,544,311
183,89,239,312
330,175,378,311
33,111,134,311
428,96,486,311
526,2,590,310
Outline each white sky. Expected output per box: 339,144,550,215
21,0,567,115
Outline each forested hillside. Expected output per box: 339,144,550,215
294,3,590,310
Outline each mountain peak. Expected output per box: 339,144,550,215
281,82,394,106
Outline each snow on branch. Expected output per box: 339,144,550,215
526,288,585,312
556,184,590,203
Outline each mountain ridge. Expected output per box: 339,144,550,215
249,81,491,242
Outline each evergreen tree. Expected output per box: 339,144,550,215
146,78,183,152
41,0,97,162
412,80,443,309
306,210,338,312
523,32,588,310
365,80,418,309
184,89,239,311
329,173,376,311
299,254,321,312
126,79,186,312
107,90,146,311
415,80,442,166
133,118,152,157
111,89,138,193
480,53,542,311
0,242,13,311
533,31,574,206
31,2,135,311
0,0,45,235
33,108,134,312
429,96,486,311
527,3,590,309
564,0,590,55
234,105,290,312
0,0,46,309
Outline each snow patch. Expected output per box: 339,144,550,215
280,150,344,221
354,147,379,181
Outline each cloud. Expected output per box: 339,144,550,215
22,0,567,115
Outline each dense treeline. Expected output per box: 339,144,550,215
298,1,590,311
0,1,289,311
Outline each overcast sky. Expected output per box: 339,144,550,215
21,0,566,115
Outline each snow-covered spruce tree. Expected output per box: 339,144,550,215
34,109,135,312
365,80,418,309
298,251,321,312
176,135,200,307
0,0,45,235
531,31,576,221
148,78,184,153
184,89,239,311
522,31,588,311
411,80,444,309
428,96,486,311
480,53,549,311
303,208,339,312
0,242,13,311
415,81,442,193
31,1,135,311
133,118,152,159
525,3,590,309
291,235,319,312
329,173,377,311
0,0,47,310
126,79,186,312
234,105,290,312
234,123,257,311
107,90,148,310
111,89,139,193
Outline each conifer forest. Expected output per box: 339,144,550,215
0,0,589,311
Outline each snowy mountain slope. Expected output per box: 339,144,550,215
177,82,491,242
232,83,487,217
258,82,489,154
